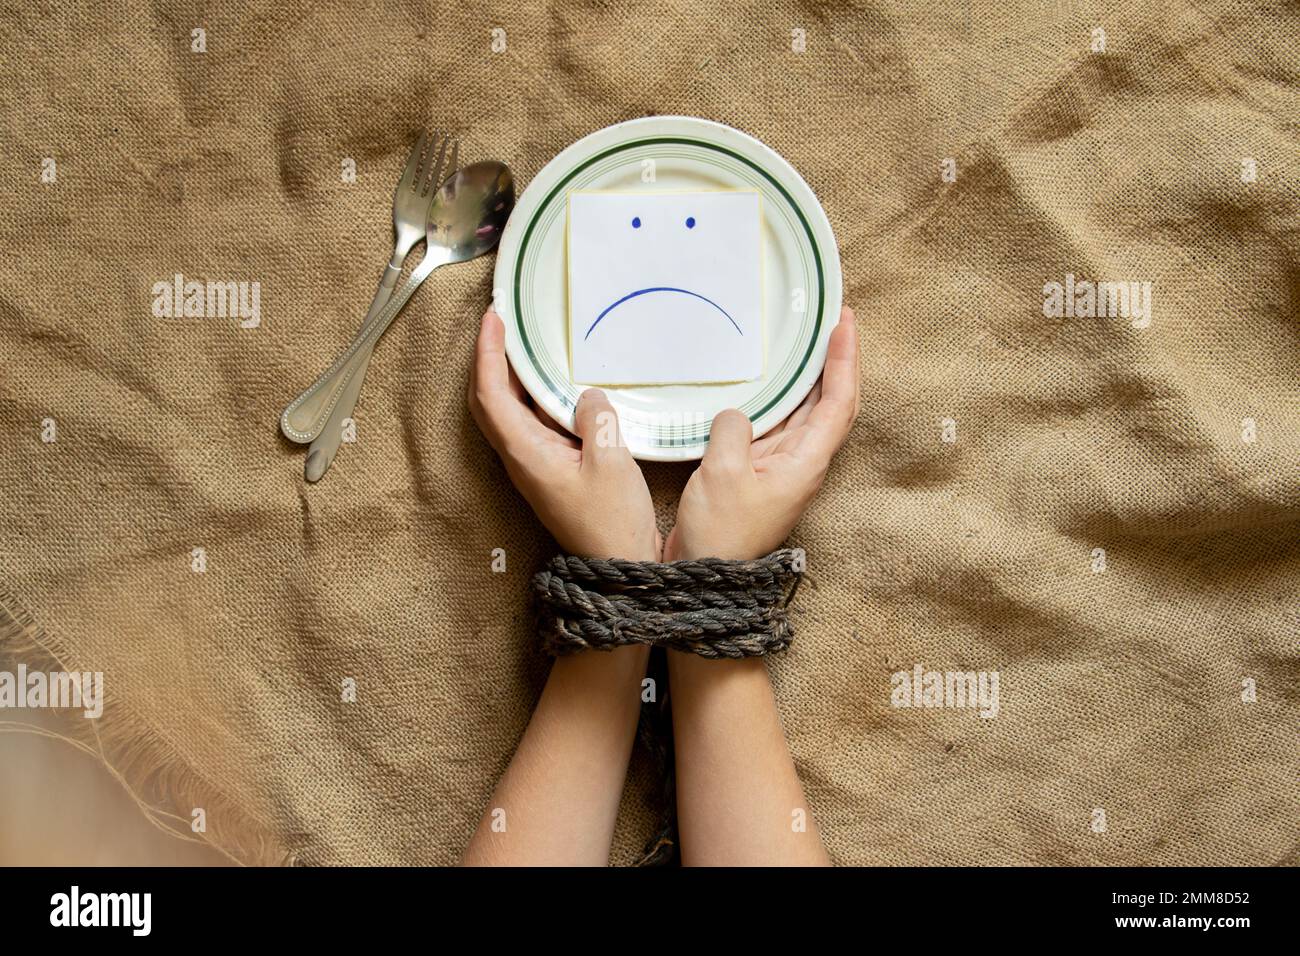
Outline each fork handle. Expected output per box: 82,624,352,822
304,341,374,482
280,254,439,443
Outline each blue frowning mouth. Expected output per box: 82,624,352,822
584,286,742,340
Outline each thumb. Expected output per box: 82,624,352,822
574,388,630,468
702,408,754,475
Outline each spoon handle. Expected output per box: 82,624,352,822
281,254,439,443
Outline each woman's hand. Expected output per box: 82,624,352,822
466,309,656,865
661,306,855,866
664,306,859,561
469,309,661,562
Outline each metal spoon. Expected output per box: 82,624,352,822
280,161,516,465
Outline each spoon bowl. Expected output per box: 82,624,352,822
427,160,515,266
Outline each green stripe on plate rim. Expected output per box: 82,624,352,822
522,149,814,411
512,135,825,444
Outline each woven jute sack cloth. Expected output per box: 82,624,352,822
0,0,1296,865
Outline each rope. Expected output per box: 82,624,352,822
532,549,803,659
531,549,803,865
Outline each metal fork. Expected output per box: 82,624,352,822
280,131,456,475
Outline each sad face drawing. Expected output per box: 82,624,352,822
567,191,764,386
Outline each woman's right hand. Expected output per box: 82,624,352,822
469,309,662,562
663,306,859,562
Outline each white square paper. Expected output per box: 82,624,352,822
567,191,763,385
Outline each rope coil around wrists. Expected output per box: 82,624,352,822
531,549,804,659
530,548,804,867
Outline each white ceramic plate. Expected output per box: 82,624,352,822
493,116,842,461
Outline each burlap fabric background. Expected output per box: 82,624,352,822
1,0,1296,865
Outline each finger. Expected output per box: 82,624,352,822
530,400,579,447
574,388,631,468
470,310,546,452
470,310,508,401
503,344,530,405
750,381,820,458
764,391,806,441
495,353,575,448
825,306,859,417
750,423,785,462
805,307,859,457
787,380,822,431
702,408,754,476
755,313,841,454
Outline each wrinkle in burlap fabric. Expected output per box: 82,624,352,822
1,1,1297,865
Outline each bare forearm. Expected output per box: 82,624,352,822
462,645,648,866
668,652,830,866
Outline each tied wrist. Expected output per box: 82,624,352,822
530,549,804,659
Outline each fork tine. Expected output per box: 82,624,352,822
434,136,458,194
421,133,450,196
445,139,460,185
398,129,428,193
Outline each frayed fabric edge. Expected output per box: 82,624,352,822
0,583,296,867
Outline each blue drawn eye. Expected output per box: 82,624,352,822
632,216,641,228
685,217,696,229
